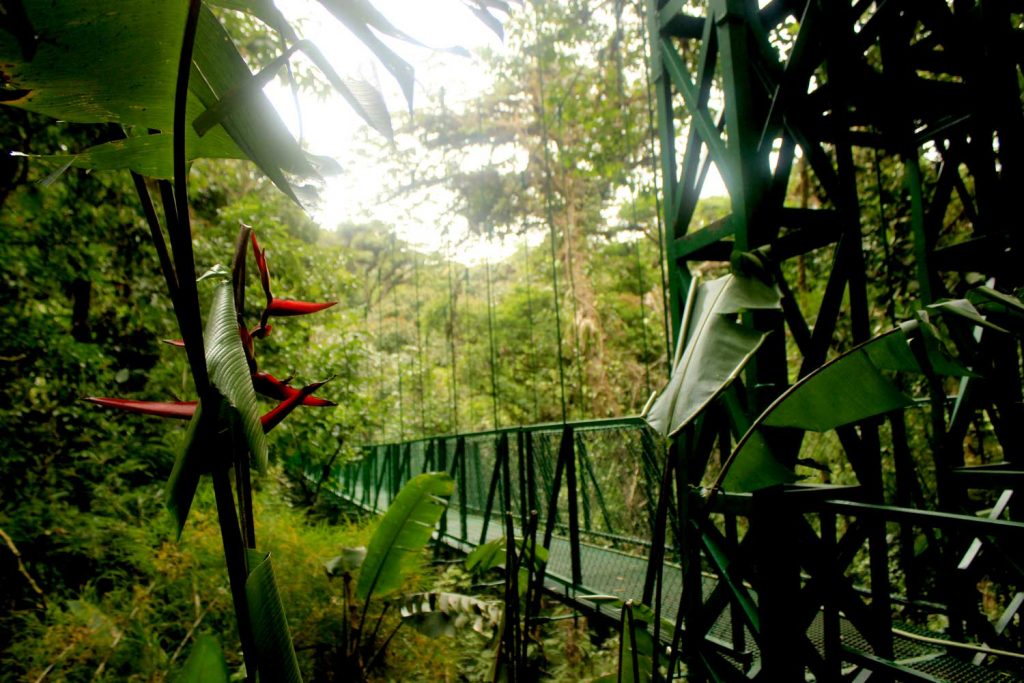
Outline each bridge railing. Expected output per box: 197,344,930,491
306,416,670,596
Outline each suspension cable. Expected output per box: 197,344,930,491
413,252,427,436
616,0,653,399
376,263,385,441
534,0,568,423
463,264,475,429
522,230,541,423
634,237,653,396
446,236,460,433
554,101,589,418
638,0,673,370
485,257,501,429
392,234,405,442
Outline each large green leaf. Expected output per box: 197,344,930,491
397,592,502,639
356,472,454,601
645,274,781,437
718,428,797,492
246,550,302,683
617,602,652,683
967,286,1024,331
928,298,1008,333
0,1,319,198
763,342,915,431
175,634,229,683
204,0,394,138
166,397,214,538
720,322,972,492
315,0,419,108
37,131,243,180
0,1,189,128
208,0,295,37
191,5,317,202
204,273,268,472
465,536,548,575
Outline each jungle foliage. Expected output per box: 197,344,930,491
3,0,1018,680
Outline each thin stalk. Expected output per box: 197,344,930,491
157,180,179,245
363,617,404,677
342,577,352,660
212,467,257,679
173,4,254,679
503,511,519,682
366,601,390,649
129,171,178,304
171,0,209,395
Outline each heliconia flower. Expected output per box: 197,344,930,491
163,339,186,347
250,232,273,308
266,298,337,317
261,379,331,433
251,371,336,407
85,397,196,420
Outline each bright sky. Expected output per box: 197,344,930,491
266,0,513,263
264,0,727,264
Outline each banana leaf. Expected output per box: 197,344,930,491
618,602,652,683
246,550,302,683
465,536,548,575
967,286,1024,324
165,397,215,538
175,634,229,683
397,592,502,639
315,0,475,110
645,274,781,438
0,1,319,199
35,130,244,180
719,321,974,492
928,298,1008,333
356,472,454,601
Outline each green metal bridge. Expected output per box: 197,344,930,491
314,0,1024,679
294,415,1024,681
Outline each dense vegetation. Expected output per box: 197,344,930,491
3,0,1019,680
0,0,665,679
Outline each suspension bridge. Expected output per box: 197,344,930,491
309,0,1024,679
291,416,1023,681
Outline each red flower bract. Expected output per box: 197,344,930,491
266,298,337,317
85,397,196,420
251,371,335,407
260,379,330,432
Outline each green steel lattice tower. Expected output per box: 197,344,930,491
645,0,1024,679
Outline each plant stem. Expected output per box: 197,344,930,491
366,602,390,656
171,3,254,679
0,526,45,608
212,467,258,680
129,171,178,305
363,617,403,678
170,0,209,396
